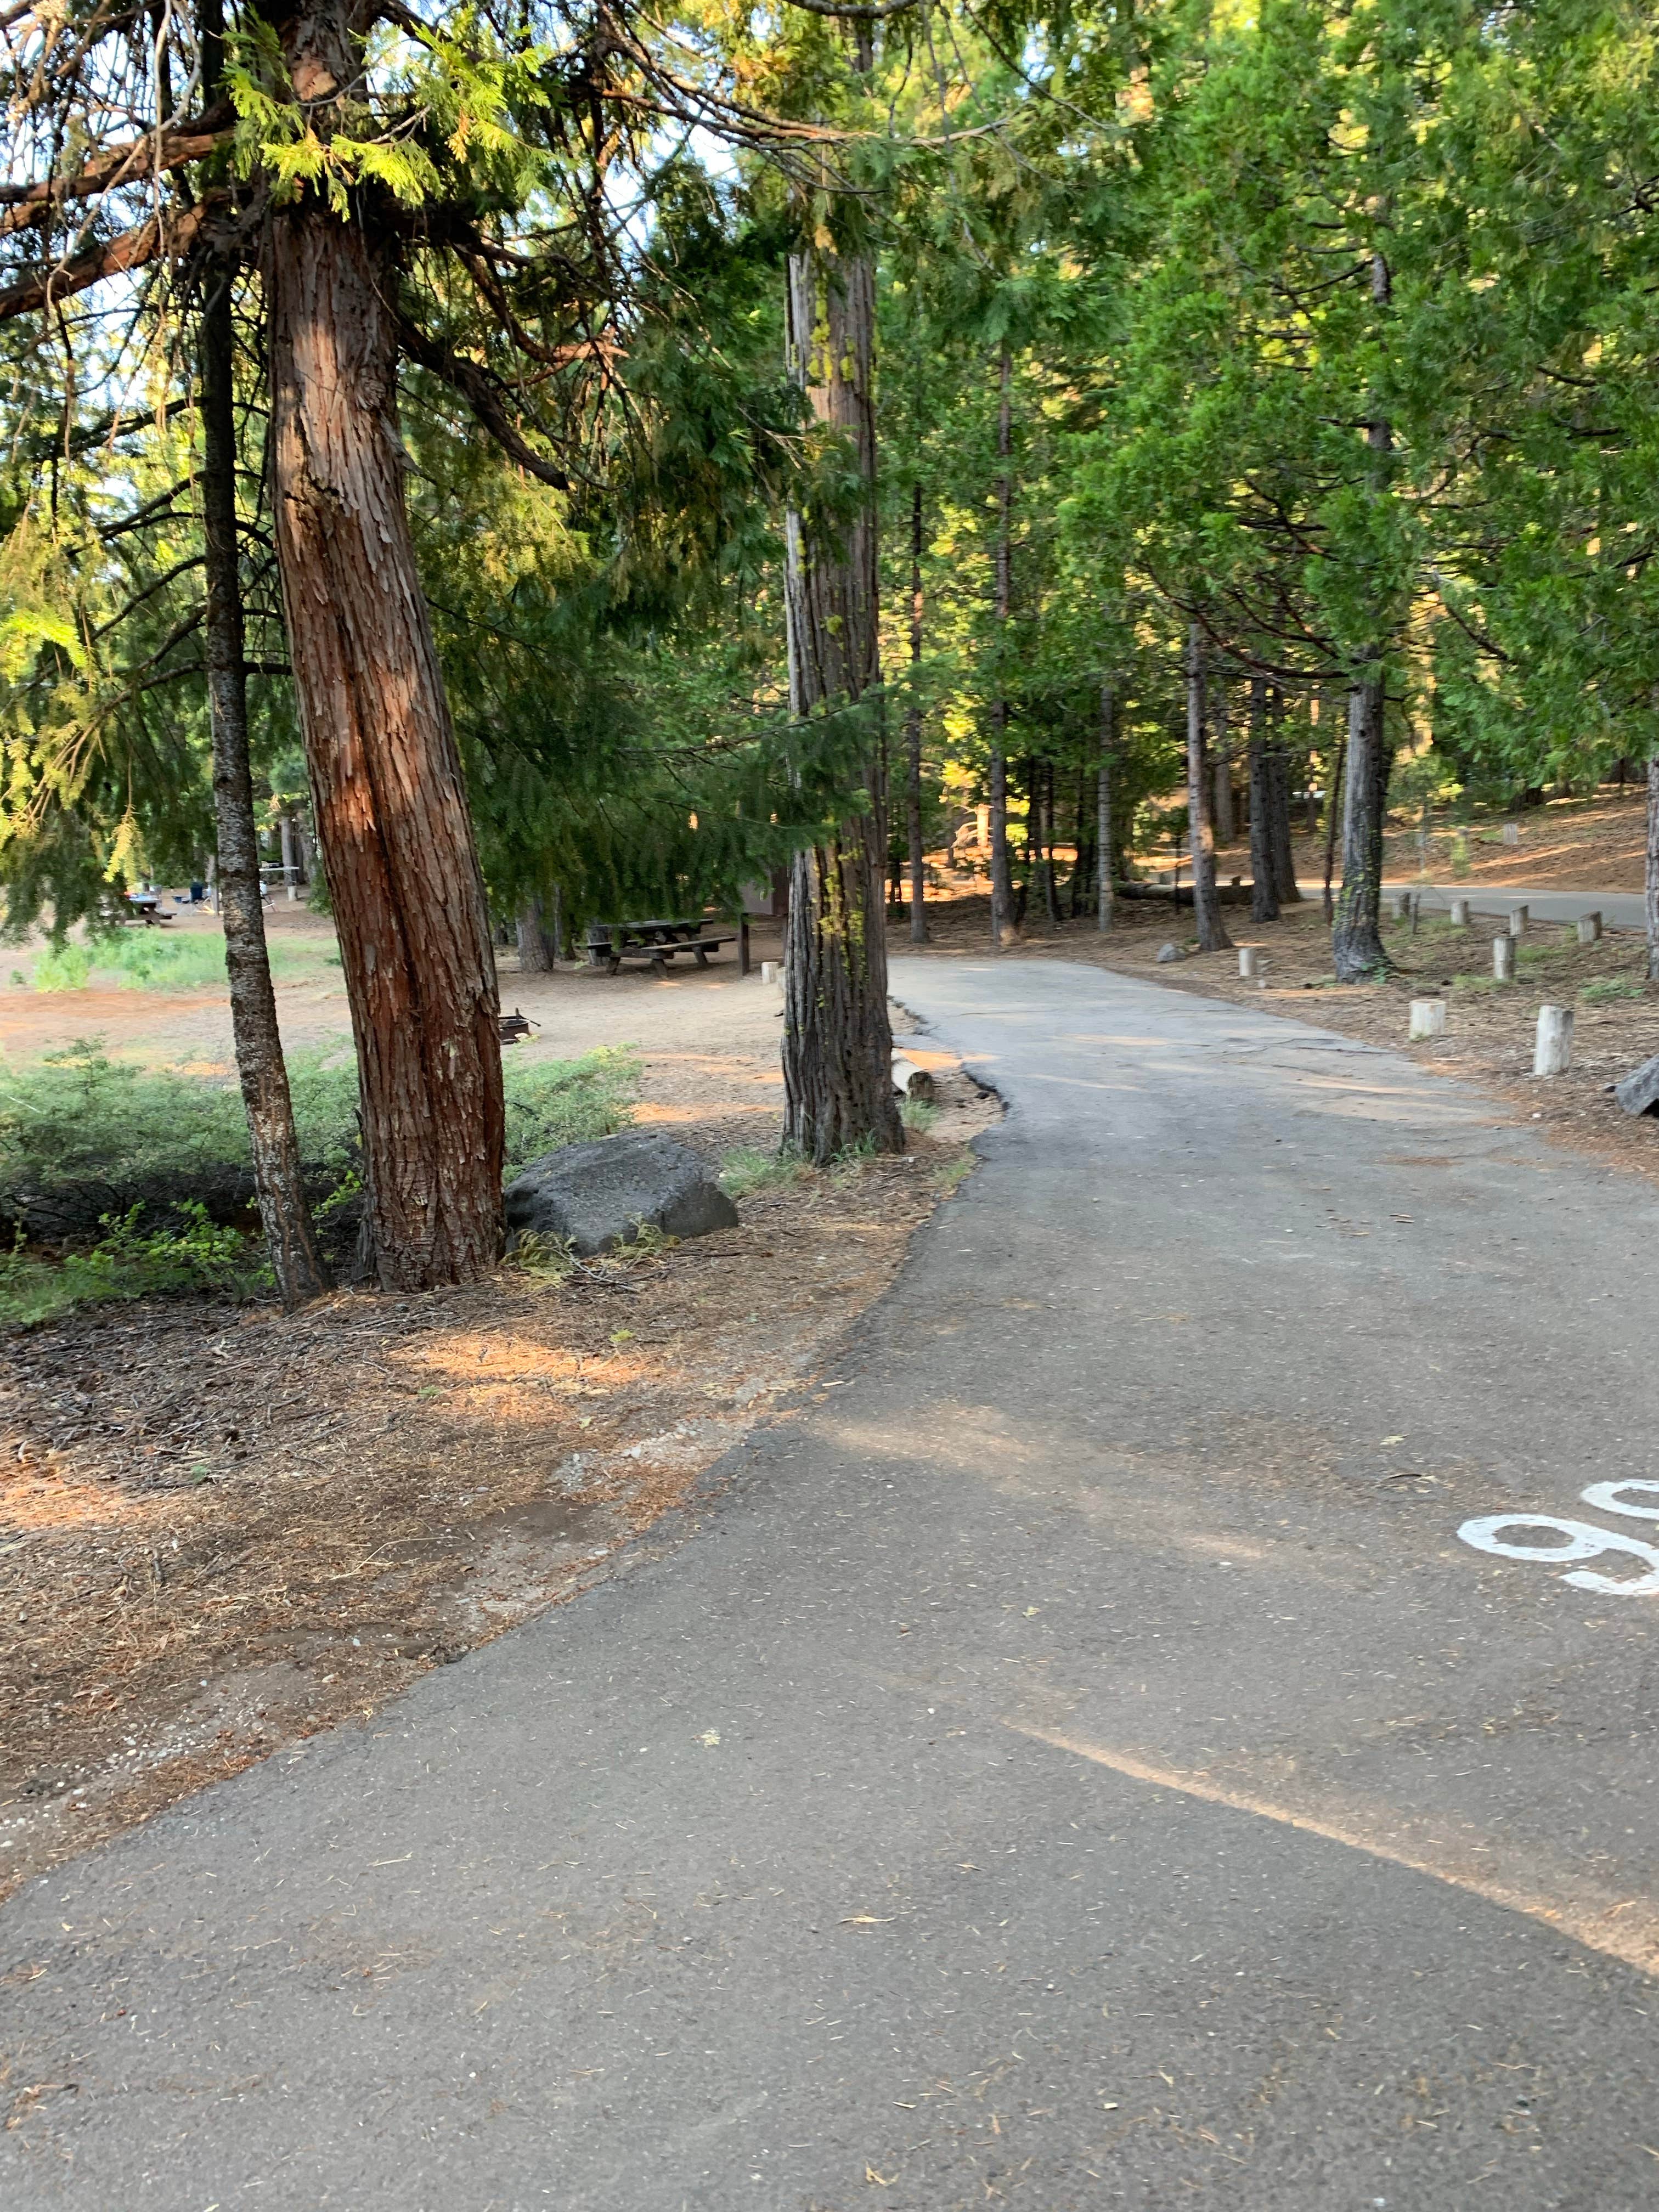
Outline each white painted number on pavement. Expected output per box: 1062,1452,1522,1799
1458,1482,1659,1596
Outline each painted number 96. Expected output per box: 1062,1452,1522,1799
1458,1481,1659,1597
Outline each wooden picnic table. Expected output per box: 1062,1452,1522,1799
584,917,741,978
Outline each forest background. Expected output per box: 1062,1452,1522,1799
3,0,1657,1295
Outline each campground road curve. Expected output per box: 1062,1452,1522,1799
3,956,1658,2209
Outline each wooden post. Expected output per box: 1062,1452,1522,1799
1508,904,1528,937
740,915,752,976
1389,890,1410,921
1502,821,1521,845
1493,935,1516,981
1239,946,1262,979
1534,1004,1573,1075
1450,897,1470,926
1408,998,1446,1040
1577,911,1602,945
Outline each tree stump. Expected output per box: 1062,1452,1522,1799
1409,999,1446,1040
1493,935,1516,981
1533,1004,1573,1076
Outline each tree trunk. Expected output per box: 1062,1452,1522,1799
1211,684,1234,847
516,898,554,972
1333,668,1392,979
988,343,1016,947
1039,760,1060,927
266,162,504,1286
1097,677,1114,934
1267,699,1301,904
1186,625,1231,953
201,262,330,1311
1646,754,1659,982
1247,676,1278,923
779,245,900,1163
905,481,927,944
1322,737,1345,926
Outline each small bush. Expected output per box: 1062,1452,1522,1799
900,1097,939,1133
0,1204,266,1329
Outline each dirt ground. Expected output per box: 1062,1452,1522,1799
917,877,1659,1187
1212,786,1652,896
0,926,997,1899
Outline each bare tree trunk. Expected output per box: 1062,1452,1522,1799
905,481,927,944
1267,694,1301,904
266,130,504,1287
1247,676,1279,923
1097,678,1114,934
988,343,1016,947
1333,668,1392,979
201,260,330,1311
516,898,554,972
1186,625,1231,953
1211,682,1234,847
1322,737,1345,925
780,245,901,1163
1646,754,1659,982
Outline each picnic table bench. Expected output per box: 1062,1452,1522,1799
584,918,741,978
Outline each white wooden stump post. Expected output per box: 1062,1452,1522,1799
1389,891,1411,921
1239,947,1261,979
1577,911,1602,945
1502,821,1521,846
1534,1005,1573,1076
1493,935,1516,981
1508,905,1528,937
1408,999,1446,1041
760,961,779,985
1449,898,1470,927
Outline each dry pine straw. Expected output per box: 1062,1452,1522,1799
919,886,1659,1191
0,1107,986,1900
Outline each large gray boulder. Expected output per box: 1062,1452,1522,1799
504,1131,738,1256
1615,1052,1659,1118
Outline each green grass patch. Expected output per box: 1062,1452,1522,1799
1579,977,1647,1005
1450,971,1504,994
31,929,326,994
719,1144,812,1200
900,1097,940,1133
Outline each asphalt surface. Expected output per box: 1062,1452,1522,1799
4,957,1659,2210
1383,881,1646,927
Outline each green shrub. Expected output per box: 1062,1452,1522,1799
900,1097,939,1133
0,1203,266,1329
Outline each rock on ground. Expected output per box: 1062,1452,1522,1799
504,1131,739,1256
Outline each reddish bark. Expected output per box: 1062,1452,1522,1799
266,193,504,1286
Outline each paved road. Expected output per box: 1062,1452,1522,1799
5,960,1659,2209
1383,879,1646,927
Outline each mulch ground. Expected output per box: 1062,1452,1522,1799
916,883,1659,1189
0,1073,994,1901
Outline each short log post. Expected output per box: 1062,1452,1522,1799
1389,891,1411,921
1239,946,1261,979
1449,897,1470,927
739,915,752,975
1408,998,1446,1041
1493,934,1516,981
1534,1004,1574,1076
1508,904,1528,937
1577,911,1602,945
760,960,779,986
891,1056,936,1101
1502,821,1521,846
